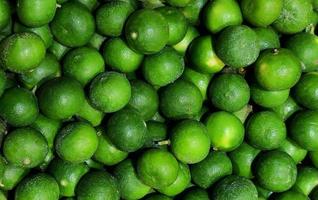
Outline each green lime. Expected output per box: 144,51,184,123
0,0,10,30
0,70,5,97
89,72,131,113
241,0,283,27
38,148,54,171
254,48,302,90
15,173,59,200
0,32,46,73
144,121,167,148
166,0,191,7
144,194,172,200
205,111,244,151
63,47,105,86
127,80,159,120
254,151,297,192
125,9,169,54
289,110,318,151
84,159,103,170
188,36,225,73
37,77,85,120
228,142,260,178
103,37,143,73
113,159,151,200
212,175,258,200
17,0,56,27
173,25,199,55
215,25,260,68
246,111,286,150
107,108,147,152
310,151,318,168
254,27,280,50
0,163,29,190
170,120,210,164
93,127,128,166
55,122,98,163
137,149,179,189
77,0,98,10
159,80,203,119
270,96,301,121
278,138,307,164
209,73,250,112
50,1,95,47
48,40,70,61
250,83,289,108
3,127,48,168
19,53,61,89
232,104,253,123
293,72,318,110
88,33,106,50
182,187,209,200
273,0,312,34
48,158,89,197
286,33,318,72
180,0,207,25
96,1,134,37
0,87,38,127
256,185,273,199
275,190,308,200
0,156,5,180
76,171,119,200
293,167,318,195
202,0,243,33
156,6,188,45
190,151,232,189
76,98,104,127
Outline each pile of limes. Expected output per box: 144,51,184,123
0,0,318,199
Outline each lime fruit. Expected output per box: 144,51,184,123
166,0,191,7
293,167,318,195
0,163,29,191
144,121,167,148
182,187,209,200
0,0,10,30
275,190,308,200
270,96,301,121
76,98,104,127
180,0,207,25
278,138,307,164
173,25,199,55
254,27,280,50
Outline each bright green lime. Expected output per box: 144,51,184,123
254,27,280,50
278,138,307,164
180,0,207,25
0,163,29,191
48,40,70,61
0,0,10,30
275,190,308,200
144,121,167,148
293,167,318,195
270,96,301,121
182,187,210,200
76,98,104,127
173,25,199,55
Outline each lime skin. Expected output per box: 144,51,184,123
293,167,318,196
0,0,10,30
254,27,280,50
274,190,308,200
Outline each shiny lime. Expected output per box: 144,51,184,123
278,138,307,164
254,27,280,50
173,25,199,55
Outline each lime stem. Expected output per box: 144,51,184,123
157,140,170,146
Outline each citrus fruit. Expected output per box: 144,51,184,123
182,187,210,200
0,163,29,191
0,0,10,30
144,121,167,148
275,190,308,200
278,138,307,164
76,98,104,127
48,40,70,61
293,167,318,195
270,96,301,121
254,27,280,50
166,0,191,7
180,0,207,25
0,70,5,97
173,25,199,55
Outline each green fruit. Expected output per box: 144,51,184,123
180,0,208,25
254,27,280,50
144,121,167,148
202,0,243,33
50,1,95,47
125,9,169,54
215,25,260,68
254,151,297,192
159,80,203,119
309,151,318,168
246,111,286,150
103,37,143,73
191,151,232,189
289,111,318,151
15,173,59,200
0,32,46,73
114,159,151,200
0,0,10,30
275,190,308,200
76,98,104,127
0,70,5,97
55,122,98,163
212,175,258,200
205,111,244,151
278,138,307,164
188,36,225,73
182,187,210,200
88,33,106,50
137,149,179,189
96,1,134,37
63,47,105,86
37,77,85,120
270,96,301,121
241,0,283,27
142,47,184,87
76,171,120,200
232,104,253,123
89,72,131,113
173,25,199,55
293,167,318,195
107,108,147,152
0,163,29,190
256,185,273,199
84,159,103,170
0,87,39,127
166,0,191,7
77,0,98,10
48,40,70,61
209,73,250,112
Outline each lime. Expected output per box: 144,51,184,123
254,27,280,50
50,1,95,47
63,47,105,86
88,33,106,50
76,98,104,127
166,0,191,7
289,111,318,151
37,77,85,120
0,87,38,127
55,122,98,163
209,73,250,112
254,48,302,90
103,37,143,73
275,190,308,200
170,120,210,164
232,104,253,123
3,127,48,168
144,121,167,148
48,40,70,61
96,1,134,37
310,151,318,168
270,96,301,121
89,72,131,113
212,175,258,200
278,138,307,164
0,32,46,73
156,6,188,45
38,148,54,171
113,159,151,200
77,0,98,11
84,159,103,170
293,167,318,195
125,9,169,54
254,151,297,192
241,0,283,27
0,70,5,97
182,187,209,200
256,185,273,199
190,151,232,189
173,25,199,55
142,47,184,87
215,25,260,68
0,163,29,190
15,173,59,200
0,156,5,180
159,80,203,119
188,36,225,73
202,0,243,33
0,0,10,30
205,111,244,151
180,0,207,25
137,149,179,189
